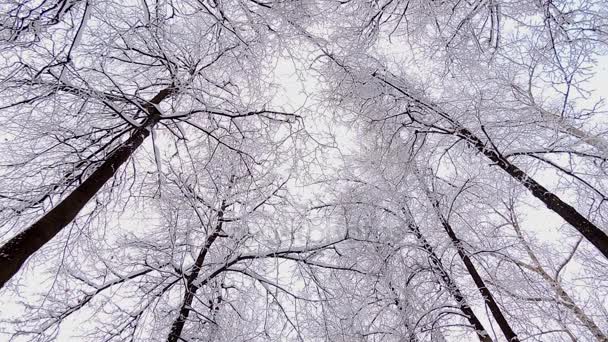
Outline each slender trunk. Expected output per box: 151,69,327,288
535,106,608,159
427,199,520,342
540,270,607,342
0,125,152,288
510,217,608,342
402,209,493,342
377,75,608,260
388,282,420,342
513,85,608,158
0,87,173,289
456,126,608,260
166,200,228,342
553,118,608,159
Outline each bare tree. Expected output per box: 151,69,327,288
301,0,608,258
1,1,607,341
0,0,303,288
0,0,86,44
489,197,608,341
306,172,497,341
4,137,353,341
415,169,519,341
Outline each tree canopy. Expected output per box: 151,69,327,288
1,1,607,341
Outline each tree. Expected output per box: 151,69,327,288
2,1,608,341
4,128,353,341
304,166,497,340
493,197,607,341
0,0,302,287
415,170,519,341
0,0,87,45
308,0,608,258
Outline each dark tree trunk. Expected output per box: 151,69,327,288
0,87,173,289
377,75,608,260
0,126,152,288
456,126,608,260
429,201,520,342
166,200,228,342
405,220,494,342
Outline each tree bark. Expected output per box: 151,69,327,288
455,126,608,260
166,199,228,342
0,87,174,289
388,282,420,342
509,213,608,342
402,209,494,342
376,74,608,260
538,268,607,342
0,125,153,288
552,117,608,159
427,199,520,342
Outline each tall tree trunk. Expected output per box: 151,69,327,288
455,126,608,260
401,208,494,342
0,87,173,289
511,84,608,158
0,125,152,288
541,274,607,342
549,115,608,159
376,74,608,260
424,196,520,342
388,282,420,342
166,199,228,342
507,210,608,342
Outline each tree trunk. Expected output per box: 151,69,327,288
540,269,607,342
456,126,608,260
427,199,520,342
536,106,608,159
166,199,228,342
376,74,608,260
509,214,608,342
401,208,494,342
388,282,420,342
554,118,608,159
0,125,152,288
0,87,173,289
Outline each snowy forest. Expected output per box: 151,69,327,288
0,0,607,341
